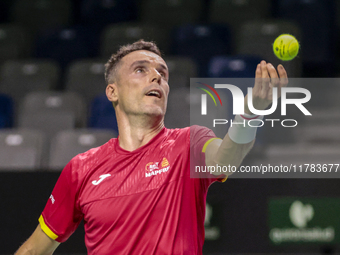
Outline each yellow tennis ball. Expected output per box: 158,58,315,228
273,34,299,61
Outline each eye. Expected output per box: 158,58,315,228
159,70,167,78
136,67,145,73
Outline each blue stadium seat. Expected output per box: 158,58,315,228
80,0,138,29
273,0,336,76
0,94,13,128
89,93,118,133
34,26,99,71
171,24,232,76
208,55,263,78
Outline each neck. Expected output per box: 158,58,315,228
116,110,165,151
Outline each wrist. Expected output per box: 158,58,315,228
227,114,264,144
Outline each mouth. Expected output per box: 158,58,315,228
145,89,162,98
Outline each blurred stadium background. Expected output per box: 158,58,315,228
1,0,340,254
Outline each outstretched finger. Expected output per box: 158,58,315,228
267,63,278,78
254,63,262,90
260,60,270,95
277,64,288,87
267,63,280,88
260,60,269,79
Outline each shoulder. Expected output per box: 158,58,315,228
189,125,217,148
163,127,191,144
164,126,190,137
190,125,216,137
164,126,215,141
63,138,116,180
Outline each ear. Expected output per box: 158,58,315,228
106,83,118,104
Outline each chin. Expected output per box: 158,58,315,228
143,105,165,117
142,105,165,115
144,110,164,117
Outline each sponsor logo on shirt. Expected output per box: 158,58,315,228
145,158,170,177
92,174,111,185
49,194,55,204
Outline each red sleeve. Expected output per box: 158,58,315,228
189,125,226,186
39,158,83,243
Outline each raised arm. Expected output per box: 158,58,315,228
15,224,60,255
205,60,288,175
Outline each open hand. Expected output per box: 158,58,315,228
245,60,288,115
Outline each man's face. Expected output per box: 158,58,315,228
110,50,170,118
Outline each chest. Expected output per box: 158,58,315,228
78,139,189,209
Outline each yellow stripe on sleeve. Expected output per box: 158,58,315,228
202,138,228,183
202,138,222,153
221,176,228,182
39,215,58,240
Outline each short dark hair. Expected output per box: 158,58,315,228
104,39,162,84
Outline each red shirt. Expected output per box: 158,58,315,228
39,125,223,255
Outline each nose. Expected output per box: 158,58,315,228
151,69,162,84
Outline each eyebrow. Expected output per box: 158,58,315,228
130,60,168,72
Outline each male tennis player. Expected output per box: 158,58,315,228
16,40,287,254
